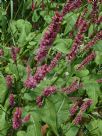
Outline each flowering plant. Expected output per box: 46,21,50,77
0,0,102,136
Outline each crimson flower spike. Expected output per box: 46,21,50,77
47,52,62,72
80,99,93,112
73,112,83,125
91,0,99,23
77,51,96,70
83,30,102,51
73,99,93,125
96,78,102,83
12,107,22,129
69,102,79,116
62,0,82,16
43,86,56,97
62,80,80,94
35,12,63,62
9,93,15,107
66,19,88,61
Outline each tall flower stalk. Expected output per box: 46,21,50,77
62,0,82,16
36,12,63,62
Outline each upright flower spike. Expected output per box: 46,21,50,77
33,64,48,84
47,52,62,72
22,114,30,123
9,93,15,107
12,108,22,129
11,47,20,62
77,51,96,70
91,0,99,23
36,96,43,107
66,19,88,61
36,12,63,62
63,80,80,94
97,16,102,24
6,75,13,89
73,112,83,125
69,102,79,116
43,86,56,97
83,30,102,51
31,0,35,11
80,99,93,112
97,78,102,83
0,49,4,57
62,0,82,16
24,75,37,89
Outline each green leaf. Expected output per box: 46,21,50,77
17,131,26,136
26,113,42,136
64,14,77,35
86,119,102,136
39,99,58,136
84,80,100,108
95,51,102,64
65,126,79,136
88,24,94,37
53,39,72,54
0,105,8,135
0,73,7,103
75,68,89,78
32,10,40,22
93,40,102,51
50,93,70,126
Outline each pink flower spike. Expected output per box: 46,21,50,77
77,52,96,70
12,107,22,129
43,86,56,97
9,93,15,107
6,75,13,89
80,99,93,112
62,0,82,16
36,96,43,107
22,114,30,123
47,52,62,72
73,112,83,125
69,102,79,116
36,12,63,62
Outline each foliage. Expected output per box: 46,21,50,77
0,0,102,136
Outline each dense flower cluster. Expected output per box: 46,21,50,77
6,75,13,89
47,52,62,72
0,49,4,57
75,8,87,30
24,75,37,89
12,108,22,129
9,93,15,107
12,108,30,129
66,19,88,61
43,86,56,97
24,64,48,89
62,0,82,16
63,80,80,94
91,0,99,23
36,96,43,107
11,47,20,62
36,86,56,107
83,30,102,51
73,99,93,125
36,12,63,62
97,78,102,83
22,114,30,123
77,51,96,70
73,112,82,125
69,102,79,116
33,64,48,83
80,99,93,112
